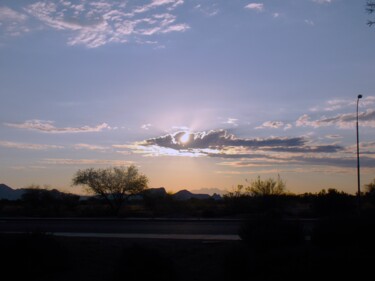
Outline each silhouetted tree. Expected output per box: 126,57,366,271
21,185,80,216
224,184,246,198
312,188,355,217
72,165,148,212
365,178,375,195
246,175,286,196
367,1,375,26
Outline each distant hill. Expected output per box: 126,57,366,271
0,184,81,201
0,184,221,201
143,187,167,198
172,189,212,200
0,184,25,200
190,188,227,196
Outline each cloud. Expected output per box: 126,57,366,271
133,0,184,14
296,110,375,129
20,0,189,48
264,144,343,153
0,141,63,150
255,121,284,129
345,141,375,156
324,99,352,111
194,3,219,17
122,128,368,171
0,6,29,36
216,166,368,176
141,130,306,150
73,143,109,151
42,158,133,166
218,154,375,169
245,3,264,12
10,165,48,170
304,19,315,26
361,96,375,107
284,124,292,130
313,0,333,4
255,121,292,130
223,118,238,127
5,119,110,133
141,124,152,130
125,129,345,159
0,6,27,21
310,96,375,112
325,134,343,139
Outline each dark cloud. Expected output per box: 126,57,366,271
291,156,375,168
265,144,344,153
208,153,276,159
220,155,375,169
143,130,306,150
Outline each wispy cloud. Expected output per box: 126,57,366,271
5,120,110,133
216,166,368,176
304,19,315,26
296,109,375,129
18,0,189,48
141,123,152,130
325,134,343,139
218,154,375,169
255,121,284,129
310,96,375,112
73,143,109,151
0,140,63,150
42,158,133,166
10,165,48,170
194,3,219,17
313,0,334,4
0,6,29,36
223,118,238,127
245,3,264,12
133,0,184,14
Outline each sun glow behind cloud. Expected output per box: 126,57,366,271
179,132,190,144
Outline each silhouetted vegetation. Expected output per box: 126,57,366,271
248,174,287,196
2,177,375,218
21,185,80,216
0,186,371,218
72,165,148,213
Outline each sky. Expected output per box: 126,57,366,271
0,0,374,195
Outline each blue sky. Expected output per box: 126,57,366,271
0,0,374,194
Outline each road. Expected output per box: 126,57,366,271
0,218,243,240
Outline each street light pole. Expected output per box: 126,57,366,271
356,94,363,215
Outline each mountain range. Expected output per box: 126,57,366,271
0,184,222,201
0,184,26,200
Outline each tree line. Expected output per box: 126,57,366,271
1,165,375,218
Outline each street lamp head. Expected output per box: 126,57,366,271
358,94,363,99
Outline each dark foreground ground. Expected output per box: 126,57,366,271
1,234,241,281
1,219,375,281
